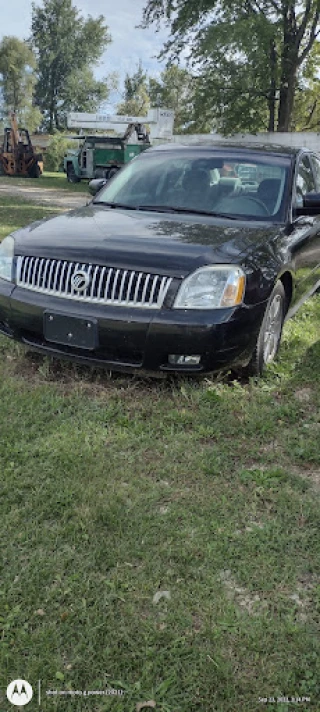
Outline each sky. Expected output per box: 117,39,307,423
0,0,169,109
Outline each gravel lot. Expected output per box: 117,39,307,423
0,180,88,209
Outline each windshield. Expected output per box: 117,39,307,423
94,150,291,221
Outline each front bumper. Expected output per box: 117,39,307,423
0,280,267,373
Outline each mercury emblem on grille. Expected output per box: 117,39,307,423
71,270,90,292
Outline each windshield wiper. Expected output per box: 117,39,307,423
94,201,176,212
93,201,138,210
94,201,244,220
136,205,240,219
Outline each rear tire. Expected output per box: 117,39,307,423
67,164,81,183
94,168,105,179
28,162,41,178
246,280,286,376
107,166,118,179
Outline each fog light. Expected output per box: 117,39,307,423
168,354,201,366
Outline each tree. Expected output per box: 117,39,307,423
31,0,111,131
190,11,280,134
117,62,150,115
149,64,202,133
44,133,75,171
57,67,112,125
291,41,320,129
0,36,42,131
142,0,320,133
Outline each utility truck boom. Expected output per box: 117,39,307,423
64,108,174,182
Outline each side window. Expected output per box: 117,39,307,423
294,155,316,208
310,155,320,192
296,155,315,194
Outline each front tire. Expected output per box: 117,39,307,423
67,164,81,183
246,280,286,376
28,162,41,178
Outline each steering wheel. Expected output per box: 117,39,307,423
238,195,270,215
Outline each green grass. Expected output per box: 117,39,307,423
42,171,90,191
0,195,319,711
0,195,63,241
0,170,89,192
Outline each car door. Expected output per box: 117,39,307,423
290,153,320,306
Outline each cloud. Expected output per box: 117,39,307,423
0,0,169,94
78,0,169,89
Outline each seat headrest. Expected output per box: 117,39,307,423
257,179,281,196
183,168,210,191
219,177,242,187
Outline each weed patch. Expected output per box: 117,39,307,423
0,194,319,710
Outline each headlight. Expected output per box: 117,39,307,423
0,235,15,282
173,265,245,309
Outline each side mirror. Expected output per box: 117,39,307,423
88,178,107,197
294,191,320,216
303,192,320,210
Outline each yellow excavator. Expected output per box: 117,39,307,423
0,113,43,178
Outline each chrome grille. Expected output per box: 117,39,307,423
16,257,173,309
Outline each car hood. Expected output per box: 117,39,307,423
13,203,282,278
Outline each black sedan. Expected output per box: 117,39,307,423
0,143,319,376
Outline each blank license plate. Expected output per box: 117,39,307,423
44,312,98,350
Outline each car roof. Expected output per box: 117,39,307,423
148,141,307,158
